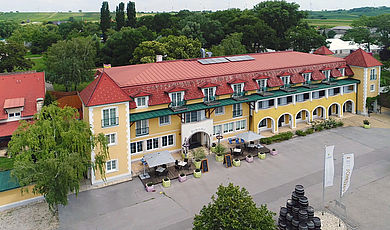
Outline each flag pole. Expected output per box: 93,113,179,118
322,145,326,215
339,153,344,227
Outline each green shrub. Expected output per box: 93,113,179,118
260,131,293,144
193,148,206,160
211,144,226,155
295,130,306,136
305,128,314,134
363,119,370,125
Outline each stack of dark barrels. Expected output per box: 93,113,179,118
278,185,322,230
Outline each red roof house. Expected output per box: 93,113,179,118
314,46,334,55
345,48,383,67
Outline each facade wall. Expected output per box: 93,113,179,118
0,185,40,207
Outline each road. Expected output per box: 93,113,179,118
59,127,390,230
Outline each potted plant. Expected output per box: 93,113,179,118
363,120,370,129
162,177,171,188
178,173,187,182
246,154,254,163
145,182,155,192
270,148,278,156
212,144,226,162
194,168,202,178
258,152,266,159
233,158,241,167
193,148,206,169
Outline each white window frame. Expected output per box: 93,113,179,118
170,91,184,107
203,87,216,102
235,120,246,131
159,115,171,126
106,159,118,173
258,100,270,109
105,133,117,146
232,83,244,95
281,76,291,86
322,70,331,80
135,96,148,108
303,73,311,83
135,119,149,137
312,91,320,99
257,79,267,91
146,138,159,151
370,68,377,80
161,134,175,147
370,84,375,92
339,68,345,76
223,122,234,134
233,103,243,117
278,97,288,106
102,107,118,128
8,112,21,119
215,106,224,115
213,125,222,135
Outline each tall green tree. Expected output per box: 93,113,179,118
100,1,111,42
101,26,155,66
126,1,136,28
343,27,376,52
115,2,125,31
211,33,247,56
0,41,32,73
0,21,20,39
193,183,276,230
8,104,109,211
253,1,307,50
287,23,327,52
46,37,97,91
159,35,201,60
132,41,169,63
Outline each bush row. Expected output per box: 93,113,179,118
260,131,294,145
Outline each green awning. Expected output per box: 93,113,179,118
130,78,360,122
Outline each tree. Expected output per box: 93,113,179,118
211,33,247,56
132,41,169,64
159,35,201,60
287,23,327,53
101,26,155,66
126,1,136,28
0,41,32,73
0,21,20,39
8,104,109,211
100,1,111,42
43,91,55,106
193,183,276,230
327,30,336,39
343,27,376,52
46,37,97,91
115,2,125,31
253,1,307,50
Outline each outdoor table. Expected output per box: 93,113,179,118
156,167,166,173
255,144,263,149
248,144,255,148
178,161,187,167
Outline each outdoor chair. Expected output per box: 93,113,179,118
175,160,180,170
235,139,240,144
241,139,245,144
228,138,233,144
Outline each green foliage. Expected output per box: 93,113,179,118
43,92,55,106
295,130,307,136
159,35,201,60
260,132,294,144
211,144,226,155
0,157,15,171
366,96,378,111
58,21,101,40
100,1,111,42
132,40,168,63
193,148,206,160
311,118,344,132
0,21,19,39
211,33,247,56
287,22,327,52
0,41,32,73
343,27,376,52
115,2,125,31
8,105,109,211
193,183,276,230
46,36,96,91
305,128,314,134
126,1,137,28
327,30,337,38
363,119,370,125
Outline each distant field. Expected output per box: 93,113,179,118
0,12,154,23
305,19,353,27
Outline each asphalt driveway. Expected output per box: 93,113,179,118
59,126,390,230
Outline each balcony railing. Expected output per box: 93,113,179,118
204,95,216,102
170,100,186,107
136,127,149,137
232,91,245,98
102,117,119,128
233,110,243,118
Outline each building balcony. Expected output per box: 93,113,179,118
233,110,243,118
204,96,220,106
101,117,119,128
232,91,248,101
136,127,149,137
256,87,273,96
169,100,187,112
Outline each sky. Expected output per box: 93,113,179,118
1,0,390,12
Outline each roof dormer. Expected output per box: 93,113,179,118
4,98,24,120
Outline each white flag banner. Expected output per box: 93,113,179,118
324,145,335,187
341,153,355,197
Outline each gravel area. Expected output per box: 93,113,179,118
315,211,347,230
0,201,58,230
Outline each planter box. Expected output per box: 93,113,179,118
270,150,278,156
363,124,371,129
145,184,155,192
258,153,266,160
216,154,224,162
178,174,187,182
246,155,254,163
162,178,171,188
194,160,202,169
233,159,241,167
194,170,202,178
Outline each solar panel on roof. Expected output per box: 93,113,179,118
226,55,255,62
198,57,229,65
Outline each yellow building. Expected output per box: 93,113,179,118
79,49,382,185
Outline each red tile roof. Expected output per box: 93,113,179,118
228,79,247,84
0,72,45,120
331,69,342,78
79,72,130,107
345,48,383,67
345,66,354,76
0,121,20,137
291,73,305,84
268,76,284,87
200,82,219,88
131,91,152,97
3,98,24,109
166,86,187,93
254,75,271,80
57,95,83,119
279,72,292,76
312,70,326,81
301,70,313,73
314,46,334,55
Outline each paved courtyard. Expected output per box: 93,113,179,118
59,126,390,230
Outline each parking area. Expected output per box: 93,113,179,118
59,126,390,230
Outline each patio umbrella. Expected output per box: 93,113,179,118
144,150,175,168
236,131,265,143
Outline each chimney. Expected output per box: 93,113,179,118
36,98,44,113
200,48,206,58
206,52,212,57
156,55,163,62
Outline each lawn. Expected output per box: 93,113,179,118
53,80,93,92
305,19,353,27
0,157,14,171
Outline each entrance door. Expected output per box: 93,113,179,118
278,115,284,127
189,133,202,149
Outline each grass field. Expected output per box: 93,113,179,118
0,12,153,23
305,19,353,27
